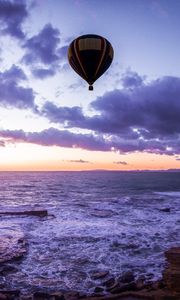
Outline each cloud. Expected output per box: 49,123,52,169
0,0,28,39
58,45,68,61
90,76,180,136
40,74,180,155
121,71,144,88
113,161,127,165
0,140,5,147
32,68,56,79
23,23,60,65
0,126,180,156
2,64,27,81
65,159,91,163
0,65,35,109
0,128,110,151
22,23,67,78
41,101,85,124
1,67,179,156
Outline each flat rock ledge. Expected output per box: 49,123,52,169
0,234,27,264
0,210,48,218
0,247,180,300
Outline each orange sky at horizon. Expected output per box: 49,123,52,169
0,142,179,171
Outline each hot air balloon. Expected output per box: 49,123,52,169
68,34,114,90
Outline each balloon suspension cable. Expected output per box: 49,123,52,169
89,85,93,91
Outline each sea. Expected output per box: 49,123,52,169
0,171,179,294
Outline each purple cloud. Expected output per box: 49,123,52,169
87,76,180,137
41,101,85,124
121,71,144,88
32,68,56,79
23,23,60,65
42,75,180,136
0,128,110,151
0,65,35,109
40,74,180,155
0,0,28,39
0,140,5,147
2,64,27,81
22,23,67,78
113,161,128,165
0,126,180,155
65,159,91,163
58,45,68,61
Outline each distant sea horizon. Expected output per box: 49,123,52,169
0,169,180,172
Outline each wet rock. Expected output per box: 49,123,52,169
0,265,18,275
20,295,33,300
143,280,158,292
0,293,7,300
110,282,137,294
63,291,79,300
159,208,171,213
77,292,87,299
0,233,27,264
106,281,119,292
0,210,48,217
88,293,104,298
0,290,20,300
119,271,135,283
135,278,145,290
91,271,109,280
102,277,115,288
0,285,6,290
94,287,104,293
33,291,50,299
165,247,180,267
49,292,65,300
151,279,165,290
163,247,180,294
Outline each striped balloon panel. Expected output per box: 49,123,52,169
68,35,114,85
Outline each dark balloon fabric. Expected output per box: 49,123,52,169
68,34,114,90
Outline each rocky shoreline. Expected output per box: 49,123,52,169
0,235,180,300
0,265,179,299
0,210,179,300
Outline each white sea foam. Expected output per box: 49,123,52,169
154,191,180,197
0,171,179,293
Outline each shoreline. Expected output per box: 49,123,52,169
0,239,180,300
0,210,179,299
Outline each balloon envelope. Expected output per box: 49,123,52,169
68,34,114,90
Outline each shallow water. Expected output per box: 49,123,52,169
0,171,179,293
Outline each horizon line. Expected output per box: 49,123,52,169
0,169,180,172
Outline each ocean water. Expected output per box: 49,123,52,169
0,171,179,293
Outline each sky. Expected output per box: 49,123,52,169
0,0,180,171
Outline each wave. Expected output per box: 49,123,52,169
154,191,180,197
